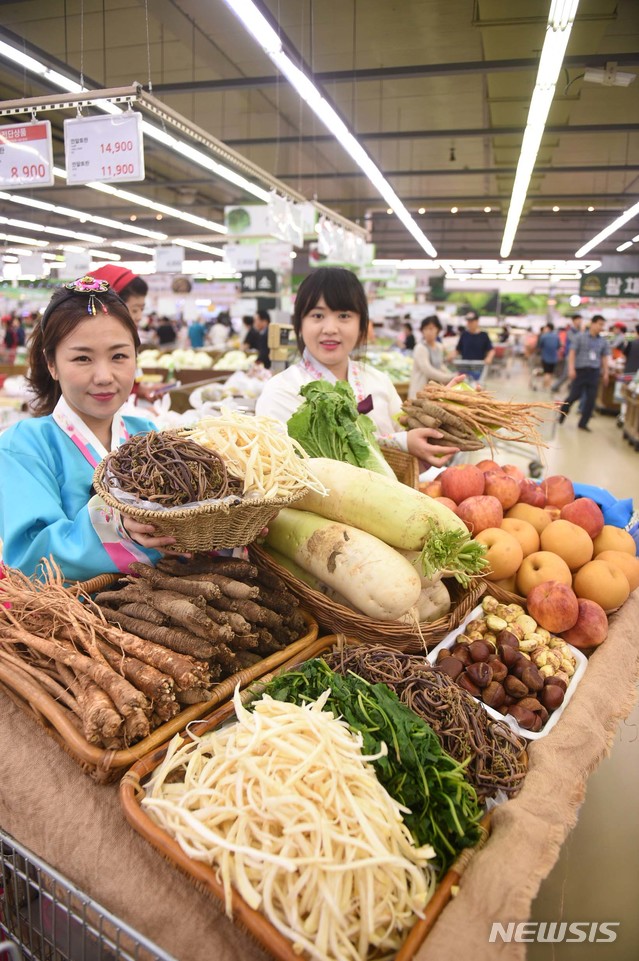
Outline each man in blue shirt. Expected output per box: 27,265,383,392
537,322,561,390
454,311,495,381
558,315,610,432
552,313,582,392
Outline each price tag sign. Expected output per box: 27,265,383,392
0,120,54,189
64,112,145,185
155,246,184,273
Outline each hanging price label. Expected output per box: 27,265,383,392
64,112,145,185
0,120,55,189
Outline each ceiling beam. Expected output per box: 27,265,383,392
274,165,639,181
150,53,639,94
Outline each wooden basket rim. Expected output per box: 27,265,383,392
120,657,492,961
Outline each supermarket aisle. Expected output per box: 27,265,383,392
481,366,639,960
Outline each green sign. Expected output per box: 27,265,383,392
580,272,639,298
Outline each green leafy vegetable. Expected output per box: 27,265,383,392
287,380,395,477
253,658,483,874
420,521,490,587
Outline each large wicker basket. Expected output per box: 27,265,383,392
93,457,306,552
381,446,420,488
249,544,484,652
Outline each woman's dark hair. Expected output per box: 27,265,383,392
119,275,148,301
27,287,139,416
255,309,271,323
402,322,413,333
242,315,254,328
421,314,442,332
293,268,369,352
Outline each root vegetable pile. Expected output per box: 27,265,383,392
404,384,557,453
324,645,527,800
104,430,242,506
144,686,437,961
0,555,309,750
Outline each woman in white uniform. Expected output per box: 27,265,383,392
256,268,457,465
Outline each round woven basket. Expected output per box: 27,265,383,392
249,544,485,653
484,581,527,606
93,458,305,553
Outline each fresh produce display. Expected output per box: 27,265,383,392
0,556,311,750
138,348,214,370
363,350,413,384
294,458,488,586
255,658,484,872
404,383,555,452
104,431,241,507
184,411,327,499
324,645,528,800
287,380,396,477
213,349,254,371
143,686,437,961
433,596,580,732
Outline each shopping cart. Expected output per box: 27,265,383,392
0,830,175,961
450,359,490,384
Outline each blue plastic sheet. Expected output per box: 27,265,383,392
571,483,634,529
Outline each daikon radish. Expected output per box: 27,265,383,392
265,509,422,620
293,458,487,584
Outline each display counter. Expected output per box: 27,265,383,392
1,591,638,961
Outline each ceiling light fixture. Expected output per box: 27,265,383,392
484,206,492,213
500,0,580,258
583,63,636,87
222,0,437,257
111,241,153,255
174,238,225,256
418,207,426,215
552,205,560,212
575,199,639,256
587,206,595,212
451,207,459,214
0,232,48,247
0,214,102,244
616,241,633,252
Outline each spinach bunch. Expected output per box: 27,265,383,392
255,658,483,874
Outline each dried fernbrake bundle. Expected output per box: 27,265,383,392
105,430,242,507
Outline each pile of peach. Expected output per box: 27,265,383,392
422,462,639,650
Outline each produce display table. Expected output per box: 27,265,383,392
622,385,639,450
595,371,623,415
1,593,638,961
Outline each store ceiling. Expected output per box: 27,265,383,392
0,0,638,266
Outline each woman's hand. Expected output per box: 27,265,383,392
445,373,467,388
406,428,458,467
122,515,181,553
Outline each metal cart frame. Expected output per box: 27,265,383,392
0,831,175,961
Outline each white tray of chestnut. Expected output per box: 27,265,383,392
428,595,587,740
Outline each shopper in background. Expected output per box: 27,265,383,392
558,315,610,432
0,277,176,580
256,267,458,466
187,316,206,348
402,319,416,351
242,314,261,355
552,313,582,393
91,265,149,325
537,322,561,390
623,322,639,375
156,315,177,347
4,316,25,356
253,308,272,369
408,315,451,397
454,310,495,380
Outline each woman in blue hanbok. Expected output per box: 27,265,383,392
0,276,177,580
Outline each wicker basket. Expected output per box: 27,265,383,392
249,544,484,652
120,660,492,961
93,457,306,553
381,446,420,488
484,581,527,606
0,572,319,783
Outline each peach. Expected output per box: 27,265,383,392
518,479,547,508
516,551,573,596
420,479,442,498
439,464,485,504
540,519,594,572
595,551,639,592
457,495,503,535
433,496,459,515
475,459,502,473
502,464,526,483
573,560,630,612
474,527,524,582
561,598,608,650
483,470,520,510
492,574,518,593
544,506,561,521
560,498,604,539
593,525,637,557
527,580,579,633
501,517,540,557
540,475,575,509
506,503,553,535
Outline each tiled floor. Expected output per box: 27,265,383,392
478,363,639,961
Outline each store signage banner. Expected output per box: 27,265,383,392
224,243,258,272
259,241,293,271
359,265,398,281
0,120,54,189
240,269,278,294
580,272,639,298
64,112,145,185
18,253,45,276
225,205,271,237
155,246,185,273
62,251,92,277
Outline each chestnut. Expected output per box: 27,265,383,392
540,684,565,712
498,644,519,669
469,640,492,663
544,675,567,693
496,628,520,648
466,661,493,689
487,656,508,683
520,664,544,693
517,696,543,714
530,714,543,733
508,705,537,730
438,656,464,680
504,675,528,699
450,643,473,666
457,673,481,697
482,680,506,709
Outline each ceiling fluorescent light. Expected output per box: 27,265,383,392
500,0,580,258
174,238,225,256
86,180,227,234
616,241,633,252
112,241,153,255
0,214,102,243
0,232,48,247
575,200,639,256
223,0,437,258
584,65,636,87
